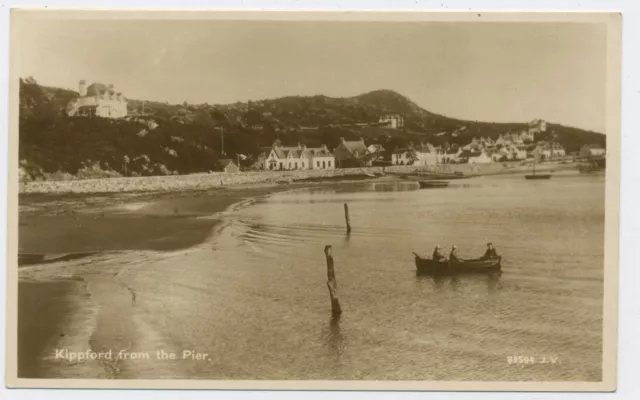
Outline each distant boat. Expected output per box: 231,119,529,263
422,172,471,181
525,174,552,180
399,171,471,181
418,180,450,189
524,157,551,180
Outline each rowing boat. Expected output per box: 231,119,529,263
413,253,502,275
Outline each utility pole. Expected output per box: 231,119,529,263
221,126,225,155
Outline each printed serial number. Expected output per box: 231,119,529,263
507,356,561,365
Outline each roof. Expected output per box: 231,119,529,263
414,143,436,153
393,145,436,155
308,147,333,157
217,159,236,168
266,144,333,159
86,83,116,97
269,146,311,159
340,140,368,155
460,150,483,158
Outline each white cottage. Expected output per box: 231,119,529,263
262,143,334,170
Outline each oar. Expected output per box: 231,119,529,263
412,252,421,259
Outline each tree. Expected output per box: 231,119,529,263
407,146,419,165
210,109,230,127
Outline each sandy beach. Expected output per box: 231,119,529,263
17,183,304,377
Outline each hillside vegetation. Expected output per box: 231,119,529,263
19,78,605,181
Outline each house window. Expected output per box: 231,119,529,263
322,161,326,168
317,161,320,167
328,161,332,168
295,162,298,169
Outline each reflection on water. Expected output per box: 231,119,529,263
417,272,503,293
321,315,346,360
117,173,605,381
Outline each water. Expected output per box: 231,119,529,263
85,173,606,381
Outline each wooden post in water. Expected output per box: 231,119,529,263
343,203,352,235
324,245,342,317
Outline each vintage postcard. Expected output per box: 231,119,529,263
6,10,620,391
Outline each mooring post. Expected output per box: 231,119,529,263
344,203,352,235
324,245,342,317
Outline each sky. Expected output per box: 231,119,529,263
15,17,608,132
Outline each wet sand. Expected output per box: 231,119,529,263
17,184,295,377
19,185,287,255
18,280,81,378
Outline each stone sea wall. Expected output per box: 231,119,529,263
18,166,412,194
18,162,575,194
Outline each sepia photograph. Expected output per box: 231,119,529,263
6,10,620,391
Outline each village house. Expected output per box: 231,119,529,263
216,159,240,173
550,142,566,158
492,144,528,161
379,114,405,129
528,118,548,134
367,144,387,162
496,130,535,146
533,141,567,160
460,149,494,164
436,146,463,164
334,138,371,168
579,144,606,158
67,80,128,118
391,143,439,167
261,143,335,171
309,145,335,170
463,137,483,151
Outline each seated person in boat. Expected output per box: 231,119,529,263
432,245,447,261
449,245,464,262
482,242,499,259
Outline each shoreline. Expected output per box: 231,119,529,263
18,161,580,195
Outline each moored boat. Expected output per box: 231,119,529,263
422,174,471,181
524,174,551,180
413,253,502,275
525,154,552,180
418,180,450,189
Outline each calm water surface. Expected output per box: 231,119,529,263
116,173,604,381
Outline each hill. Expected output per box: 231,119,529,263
130,88,605,152
18,78,605,181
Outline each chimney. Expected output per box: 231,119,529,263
340,137,346,144
108,84,115,91
297,142,302,150
321,144,327,151
78,80,87,97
